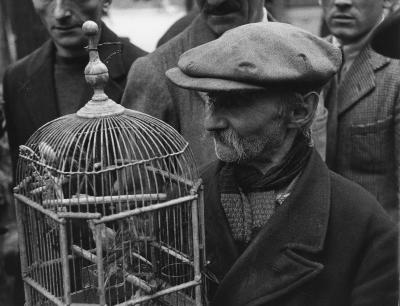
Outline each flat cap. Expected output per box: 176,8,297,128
371,9,400,59
166,22,342,93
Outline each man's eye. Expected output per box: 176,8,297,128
206,96,216,107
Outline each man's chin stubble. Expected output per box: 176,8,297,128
213,139,245,163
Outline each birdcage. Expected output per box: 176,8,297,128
13,21,205,306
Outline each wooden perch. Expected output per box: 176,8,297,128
42,193,167,207
72,245,97,263
150,242,191,264
125,272,153,293
145,165,194,187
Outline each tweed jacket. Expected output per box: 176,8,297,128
121,16,219,169
324,43,400,221
201,150,398,306
3,24,146,177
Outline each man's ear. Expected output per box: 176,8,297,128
383,0,392,9
286,92,319,130
102,0,112,15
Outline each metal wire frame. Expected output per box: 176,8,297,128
14,107,205,306
15,189,205,306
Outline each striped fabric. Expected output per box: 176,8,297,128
325,42,400,221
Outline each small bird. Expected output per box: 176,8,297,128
88,220,117,252
38,141,58,166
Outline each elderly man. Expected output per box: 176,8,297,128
122,0,266,168
166,23,398,305
320,0,400,221
3,0,146,179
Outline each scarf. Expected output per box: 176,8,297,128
219,133,312,245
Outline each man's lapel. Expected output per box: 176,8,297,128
338,46,390,115
210,151,331,306
187,16,226,105
324,75,339,168
202,161,240,282
19,40,59,129
187,15,218,50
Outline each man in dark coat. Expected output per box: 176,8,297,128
1,1,145,305
122,0,267,168
3,0,146,179
166,22,398,305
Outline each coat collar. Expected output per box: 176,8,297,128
182,16,218,105
98,23,127,81
338,44,390,114
18,39,58,129
17,23,126,129
186,15,219,51
203,150,331,305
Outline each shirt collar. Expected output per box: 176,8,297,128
275,172,301,205
263,8,269,22
333,34,370,66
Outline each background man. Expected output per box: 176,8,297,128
321,0,400,220
3,0,146,179
156,1,280,48
166,22,398,305
122,0,266,168
2,1,146,304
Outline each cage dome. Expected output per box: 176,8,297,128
14,21,205,306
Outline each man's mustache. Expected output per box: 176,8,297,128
203,1,241,15
207,129,240,146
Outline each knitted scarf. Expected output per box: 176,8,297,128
219,134,312,245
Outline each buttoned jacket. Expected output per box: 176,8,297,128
3,24,146,177
201,150,398,306
324,42,400,221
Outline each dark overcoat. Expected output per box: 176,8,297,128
201,150,398,306
324,43,400,221
3,24,146,177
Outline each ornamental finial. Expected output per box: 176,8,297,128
77,21,124,118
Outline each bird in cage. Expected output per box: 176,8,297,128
87,216,155,274
19,144,64,200
19,140,84,203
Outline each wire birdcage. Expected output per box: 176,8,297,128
13,21,205,306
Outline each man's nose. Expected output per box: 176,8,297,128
333,0,353,9
204,106,229,132
54,0,72,20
